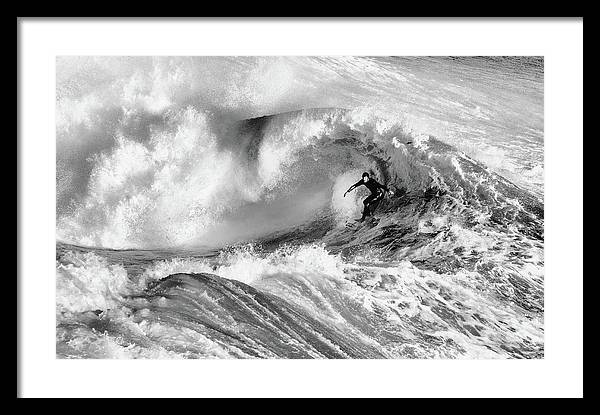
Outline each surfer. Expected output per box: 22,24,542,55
344,172,394,222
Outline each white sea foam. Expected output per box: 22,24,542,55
56,251,132,313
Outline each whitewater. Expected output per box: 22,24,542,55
56,56,544,358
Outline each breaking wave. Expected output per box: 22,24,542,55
57,107,542,250
56,107,544,359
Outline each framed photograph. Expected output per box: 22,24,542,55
18,18,583,398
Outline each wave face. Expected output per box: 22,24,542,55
56,57,544,359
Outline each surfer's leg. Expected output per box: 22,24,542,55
360,209,368,221
361,194,376,220
372,193,383,207
363,192,384,220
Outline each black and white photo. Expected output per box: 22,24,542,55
55,56,545,359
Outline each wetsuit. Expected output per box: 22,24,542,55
348,179,389,220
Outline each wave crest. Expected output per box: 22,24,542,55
57,107,542,250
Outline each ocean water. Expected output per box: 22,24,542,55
56,57,544,358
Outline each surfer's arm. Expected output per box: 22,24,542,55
344,181,362,197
